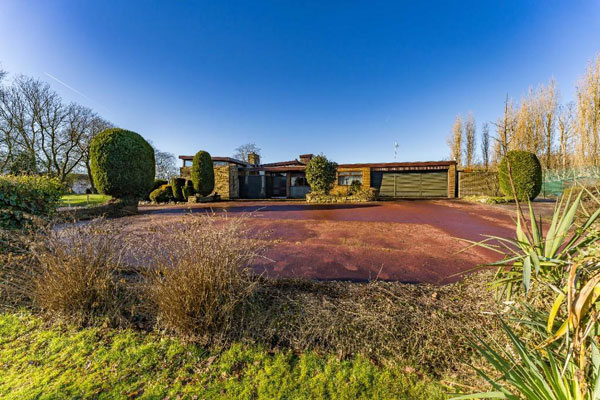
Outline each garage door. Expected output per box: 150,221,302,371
375,171,448,198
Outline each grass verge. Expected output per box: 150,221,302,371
0,312,446,399
60,194,112,207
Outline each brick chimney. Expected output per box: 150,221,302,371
299,154,313,164
247,152,260,165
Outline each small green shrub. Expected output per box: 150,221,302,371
89,128,155,199
498,151,542,201
305,155,338,195
0,175,64,229
348,180,362,195
190,151,214,196
146,179,168,200
149,184,173,203
170,178,186,202
182,180,195,199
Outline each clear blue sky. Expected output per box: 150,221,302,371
1,1,599,164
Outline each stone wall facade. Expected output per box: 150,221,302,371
179,165,238,199
447,164,457,198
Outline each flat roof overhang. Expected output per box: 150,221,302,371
179,155,250,167
246,166,306,172
338,160,455,169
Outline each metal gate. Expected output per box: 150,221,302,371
239,175,266,198
376,171,447,198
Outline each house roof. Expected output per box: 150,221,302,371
179,154,455,171
260,159,305,167
337,160,456,168
178,155,251,167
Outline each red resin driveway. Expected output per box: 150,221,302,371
138,200,517,283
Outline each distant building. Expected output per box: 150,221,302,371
68,173,92,194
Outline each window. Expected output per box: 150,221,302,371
291,173,308,187
337,171,363,186
183,160,193,167
213,161,229,167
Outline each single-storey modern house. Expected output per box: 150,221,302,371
179,153,457,200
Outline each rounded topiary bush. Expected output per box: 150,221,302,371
183,180,195,200
498,150,542,201
149,184,173,203
145,179,168,200
190,151,214,197
170,178,186,202
90,129,155,199
305,155,338,195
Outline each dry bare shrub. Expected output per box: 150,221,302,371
242,272,504,379
0,228,34,309
142,214,267,343
27,219,136,326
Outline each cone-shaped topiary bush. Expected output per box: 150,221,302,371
90,129,155,199
498,150,542,201
190,151,214,196
305,154,338,195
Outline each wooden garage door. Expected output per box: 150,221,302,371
377,171,447,198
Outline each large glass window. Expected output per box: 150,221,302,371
291,173,308,187
337,171,363,186
183,160,193,167
213,161,229,167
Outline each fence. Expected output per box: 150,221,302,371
541,167,600,198
457,170,500,197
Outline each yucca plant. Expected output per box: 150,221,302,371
461,190,600,297
455,186,600,399
452,320,600,400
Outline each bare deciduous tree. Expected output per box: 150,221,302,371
463,112,476,168
557,102,575,170
447,115,463,165
0,73,112,182
154,148,178,180
480,122,490,170
492,97,516,165
575,55,600,166
540,79,558,169
233,143,261,163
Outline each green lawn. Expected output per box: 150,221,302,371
60,194,112,207
0,312,446,399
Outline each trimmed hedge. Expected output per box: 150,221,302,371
183,180,195,200
0,175,64,229
149,184,173,203
170,178,186,202
306,187,378,203
305,155,338,195
191,151,214,197
146,179,168,201
90,129,155,199
498,151,542,201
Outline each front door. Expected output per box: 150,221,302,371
270,173,287,197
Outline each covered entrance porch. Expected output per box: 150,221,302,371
239,169,310,199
